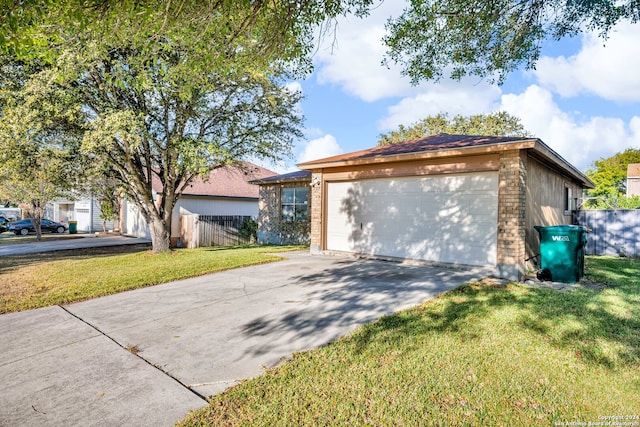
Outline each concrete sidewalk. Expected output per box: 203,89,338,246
0,252,490,426
0,234,150,257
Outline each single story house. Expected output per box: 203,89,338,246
250,170,312,245
0,207,21,222
122,162,276,245
294,134,593,280
627,163,640,197
50,196,117,233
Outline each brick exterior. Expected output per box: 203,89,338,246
257,185,280,236
496,150,527,279
296,141,590,281
256,181,311,245
310,172,323,253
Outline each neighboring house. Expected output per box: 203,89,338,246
122,162,276,245
250,170,312,245
626,163,640,197
50,196,117,233
0,207,21,222
296,133,594,281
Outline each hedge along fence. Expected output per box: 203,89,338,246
180,214,257,249
573,209,640,257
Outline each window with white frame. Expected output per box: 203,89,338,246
282,187,308,221
564,185,573,213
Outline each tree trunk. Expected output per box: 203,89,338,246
30,201,44,242
33,216,43,241
148,215,171,253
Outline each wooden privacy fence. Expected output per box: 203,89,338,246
573,209,640,257
180,214,255,249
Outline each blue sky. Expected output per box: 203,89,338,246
271,1,640,174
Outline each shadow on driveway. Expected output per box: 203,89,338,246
0,252,489,426
240,256,489,361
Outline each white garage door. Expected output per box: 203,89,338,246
326,172,499,266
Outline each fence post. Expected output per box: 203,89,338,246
180,214,199,249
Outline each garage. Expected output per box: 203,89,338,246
326,172,499,267
293,133,594,280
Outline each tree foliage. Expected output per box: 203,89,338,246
0,0,373,74
0,0,377,251
383,0,640,84
91,176,122,232
378,112,531,145
583,195,640,209
585,148,640,198
0,61,83,239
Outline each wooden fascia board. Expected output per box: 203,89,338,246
297,140,538,171
180,194,259,201
530,141,595,189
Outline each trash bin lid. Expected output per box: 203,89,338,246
534,225,587,233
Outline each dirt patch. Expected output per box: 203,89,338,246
579,279,609,291
522,274,609,292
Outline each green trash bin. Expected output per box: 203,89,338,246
68,220,77,234
534,225,588,283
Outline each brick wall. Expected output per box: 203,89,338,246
496,150,527,279
257,185,279,235
256,181,311,245
309,172,323,253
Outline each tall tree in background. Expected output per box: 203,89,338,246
586,148,640,199
0,1,376,252
384,0,640,84
0,62,83,240
378,112,531,145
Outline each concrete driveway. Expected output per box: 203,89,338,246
0,252,490,426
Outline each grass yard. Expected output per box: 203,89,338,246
0,244,305,313
179,256,640,426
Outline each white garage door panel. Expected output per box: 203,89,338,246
326,172,498,266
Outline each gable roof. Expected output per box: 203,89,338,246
154,162,277,199
628,163,640,178
298,133,593,188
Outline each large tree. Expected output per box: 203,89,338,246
0,1,375,252
586,148,640,198
383,0,640,84
0,62,83,239
378,112,531,145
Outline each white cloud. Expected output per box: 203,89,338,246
297,134,344,163
285,81,303,94
284,80,304,117
535,22,640,101
378,81,502,130
308,2,640,173
314,1,418,102
500,85,640,170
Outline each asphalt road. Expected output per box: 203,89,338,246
0,234,151,256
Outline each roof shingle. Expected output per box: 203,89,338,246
154,162,276,199
298,133,532,166
249,170,311,185
628,163,640,178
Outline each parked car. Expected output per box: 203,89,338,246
0,216,9,233
7,218,67,235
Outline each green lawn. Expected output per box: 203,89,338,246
179,256,640,426
0,245,305,313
